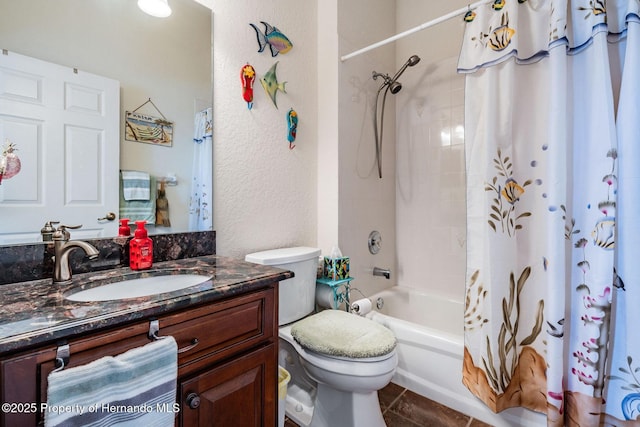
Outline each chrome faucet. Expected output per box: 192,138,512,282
373,267,391,280
52,225,99,284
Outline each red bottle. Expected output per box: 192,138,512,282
129,221,153,270
118,219,131,237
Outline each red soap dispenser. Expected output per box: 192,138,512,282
118,218,131,237
129,221,153,270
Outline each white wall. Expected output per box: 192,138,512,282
317,0,340,257
395,0,468,301
212,0,318,258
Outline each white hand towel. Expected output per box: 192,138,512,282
121,170,151,201
45,337,177,427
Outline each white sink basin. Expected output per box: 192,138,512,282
66,274,212,302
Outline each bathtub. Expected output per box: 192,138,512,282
365,286,545,427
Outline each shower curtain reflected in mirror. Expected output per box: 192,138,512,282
188,107,213,231
458,1,640,425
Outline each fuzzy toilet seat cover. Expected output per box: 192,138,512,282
290,310,396,358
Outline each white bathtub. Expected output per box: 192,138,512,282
365,286,545,427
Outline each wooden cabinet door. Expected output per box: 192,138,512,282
179,344,276,427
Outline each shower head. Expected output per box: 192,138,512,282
389,81,402,94
391,54,421,82
372,54,421,95
407,54,421,66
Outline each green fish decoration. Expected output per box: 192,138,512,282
260,62,287,109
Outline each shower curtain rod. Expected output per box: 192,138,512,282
340,0,493,62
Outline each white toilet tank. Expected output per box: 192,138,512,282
245,247,321,326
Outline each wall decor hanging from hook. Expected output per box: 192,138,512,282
125,98,174,147
0,139,21,185
492,0,506,10
249,21,293,57
464,4,477,21
260,62,287,109
240,63,256,110
287,108,298,150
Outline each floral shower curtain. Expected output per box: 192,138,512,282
188,107,213,231
458,1,639,425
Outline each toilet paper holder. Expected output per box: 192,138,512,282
316,277,354,311
350,298,372,315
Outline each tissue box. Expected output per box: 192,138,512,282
323,256,350,280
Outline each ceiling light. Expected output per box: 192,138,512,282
138,0,172,18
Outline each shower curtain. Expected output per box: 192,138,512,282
188,107,213,231
458,1,639,425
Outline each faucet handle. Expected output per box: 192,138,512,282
58,224,82,230
41,221,60,242
52,224,83,241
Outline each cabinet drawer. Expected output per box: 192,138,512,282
160,289,275,373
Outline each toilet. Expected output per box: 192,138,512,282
245,247,397,427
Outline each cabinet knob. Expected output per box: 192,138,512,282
186,392,201,409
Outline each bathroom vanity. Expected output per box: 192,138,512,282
0,255,290,426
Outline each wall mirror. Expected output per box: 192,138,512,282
0,0,212,245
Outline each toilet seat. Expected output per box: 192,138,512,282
279,324,397,378
290,310,397,358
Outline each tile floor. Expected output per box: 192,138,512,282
284,382,493,427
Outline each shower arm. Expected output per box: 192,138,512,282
372,71,391,85
374,60,411,86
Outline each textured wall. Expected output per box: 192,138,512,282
212,0,318,258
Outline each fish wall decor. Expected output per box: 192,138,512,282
240,63,256,109
249,21,293,57
260,62,287,109
287,108,298,149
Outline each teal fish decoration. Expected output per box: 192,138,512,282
250,21,293,57
260,62,286,108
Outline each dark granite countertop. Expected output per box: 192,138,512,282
0,255,292,355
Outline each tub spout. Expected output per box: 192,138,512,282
373,267,391,280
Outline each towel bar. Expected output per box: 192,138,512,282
148,319,199,354
53,343,70,372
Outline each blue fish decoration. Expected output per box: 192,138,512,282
249,21,293,57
